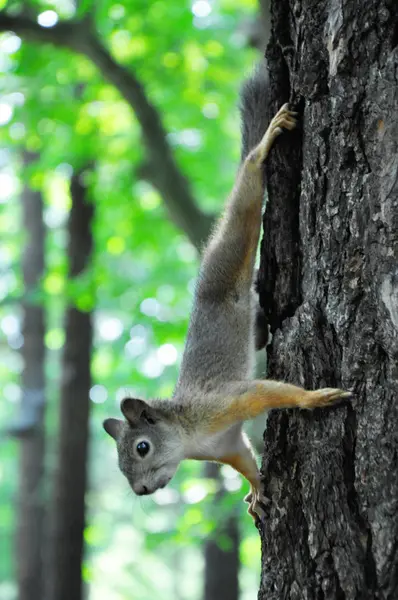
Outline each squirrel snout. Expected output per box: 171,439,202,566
133,474,173,496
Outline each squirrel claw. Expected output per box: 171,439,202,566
245,488,270,523
244,491,253,504
301,387,353,409
251,103,298,166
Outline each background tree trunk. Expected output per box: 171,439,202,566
257,1,398,598
47,170,93,600
16,154,46,600
203,463,239,600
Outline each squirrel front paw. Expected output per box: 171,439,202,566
244,488,270,523
300,387,353,410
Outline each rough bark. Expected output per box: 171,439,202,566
16,155,46,600
257,1,398,599
47,171,93,600
203,463,239,600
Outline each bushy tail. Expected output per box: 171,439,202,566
240,62,270,161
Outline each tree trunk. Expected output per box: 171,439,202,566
16,155,46,600
203,463,240,600
47,170,93,600
257,1,398,599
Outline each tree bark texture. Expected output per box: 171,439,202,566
47,171,93,600
257,1,398,599
16,157,46,600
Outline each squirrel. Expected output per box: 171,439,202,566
103,67,352,521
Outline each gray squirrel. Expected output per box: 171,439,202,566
103,68,352,521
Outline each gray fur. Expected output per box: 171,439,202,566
115,413,183,495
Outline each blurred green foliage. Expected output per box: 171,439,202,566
0,0,263,598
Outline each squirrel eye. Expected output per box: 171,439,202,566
136,440,150,457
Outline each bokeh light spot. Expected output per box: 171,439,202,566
89,385,108,404
157,343,178,366
192,0,212,18
37,11,59,28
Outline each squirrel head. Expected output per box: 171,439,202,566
103,397,183,496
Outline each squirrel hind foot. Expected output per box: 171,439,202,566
249,104,298,167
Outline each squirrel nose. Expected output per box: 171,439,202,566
139,485,150,495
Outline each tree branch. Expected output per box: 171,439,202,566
0,13,81,48
0,12,215,249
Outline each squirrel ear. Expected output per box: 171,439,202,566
103,418,123,441
121,398,157,425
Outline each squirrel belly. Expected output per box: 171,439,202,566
182,423,244,462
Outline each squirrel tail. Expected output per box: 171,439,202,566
240,62,270,162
